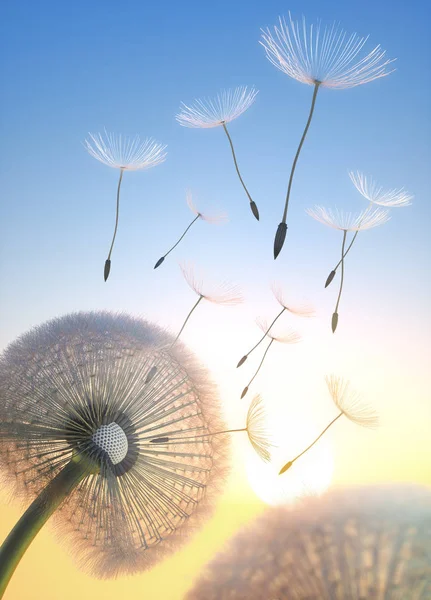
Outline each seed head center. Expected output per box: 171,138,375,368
92,422,128,465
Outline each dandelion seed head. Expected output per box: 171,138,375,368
306,205,390,231
185,485,431,599
260,13,395,89
271,283,315,317
349,171,413,207
180,263,243,306
186,191,228,224
0,312,229,578
176,87,258,129
84,130,167,171
326,375,379,428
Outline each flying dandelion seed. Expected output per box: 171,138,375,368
260,13,395,258
0,312,229,594
185,484,431,600
306,205,390,332
176,87,260,220
279,375,378,475
173,263,243,346
150,394,272,463
84,130,167,281
237,284,313,368
240,318,301,400
321,171,414,287
154,191,227,269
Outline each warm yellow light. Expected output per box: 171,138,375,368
245,411,334,506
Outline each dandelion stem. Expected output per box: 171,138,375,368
104,169,124,281
0,455,96,598
172,295,203,346
150,427,247,444
330,202,373,275
282,82,320,224
237,308,285,366
280,412,343,474
222,122,259,220
155,215,200,268
332,230,347,332
242,339,274,398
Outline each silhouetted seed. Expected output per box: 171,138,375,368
150,437,170,444
104,259,111,282
145,366,157,384
250,201,260,221
325,270,336,288
241,386,249,399
274,223,288,259
331,312,339,333
237,355,248,368
279,461,293,475
154,257,165,269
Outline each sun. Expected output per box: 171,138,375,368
245,411,334,506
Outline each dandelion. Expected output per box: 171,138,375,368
260,13,395,258
185,485,431,600
0,312,228,593
279,375,378,475
176,87,260,220
349,171,414,208
240,318,301,400
306,204,390,331
150,394,272,463
237,283,312,368
173,263,243,346
84,130,167,281
154,191,227,269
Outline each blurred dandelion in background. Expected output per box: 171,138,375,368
173,263,243,346
0,312,229,594
185,484,431,599
260,12,395,258
279,375,379,475
154,191,227,269
84,130,167,281
240,318,301,399
176,87,260,220
150,394,272,463
237,283,313,368
306,204,390,332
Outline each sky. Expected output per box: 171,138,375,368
0,0,430,599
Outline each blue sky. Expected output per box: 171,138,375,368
1,0,429,351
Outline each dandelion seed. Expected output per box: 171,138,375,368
150,395,272,463
154,191,227,269
260,13,395,258
176,87,260,220
307,205,389,332
173,263,243,346
240,318,300,399
279,375,378,474
323,173,412,291
0,312,228,590
84,130,167,281
237,284,311,368
185,485,431,600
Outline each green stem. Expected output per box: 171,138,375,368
107,169,124,262
0,456,95,598
161,215,200,260
282,82,320,223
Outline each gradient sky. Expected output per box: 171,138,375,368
1,0,430,599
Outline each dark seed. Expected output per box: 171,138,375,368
331,312,339,333
325,270,336,288
250,201,260,221
104,259,111,282
274,223,288,259
150,437,170,444
237,355,248,368
241,386,249,399
154,256,165,269
145,366,157,384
